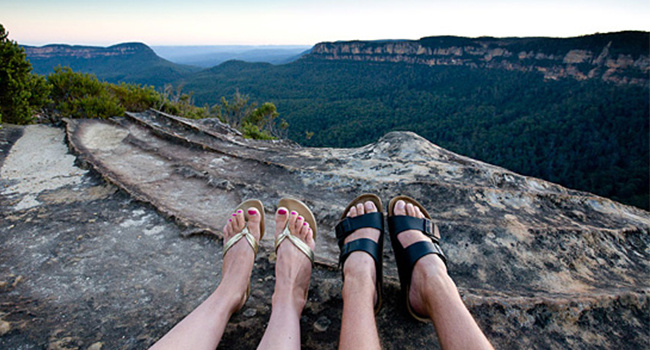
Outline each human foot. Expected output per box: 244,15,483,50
336,195,384,312
273,200,317,311
221,200,264,313
388,197,447,321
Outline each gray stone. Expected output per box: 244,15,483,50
313,316,331,332
1,115,648,349
242,308,257,317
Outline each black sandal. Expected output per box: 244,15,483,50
388,195,447,322
335,194,384,314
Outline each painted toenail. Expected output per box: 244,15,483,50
278,208,287,215
237,210,243,214
303,222,308,226
229,218,232,222
248,209,257,215
232,213,237,217
291,211,297,215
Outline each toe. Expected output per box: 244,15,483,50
224,219,232,236
294,215,305,234
394,200,407,215
234,209,246,231
275,207,289,235
298,220,310,239
305,228,315,247
364,200,377,213
347,205,358,218
288,210,299,234
356,203,365,215
246,207,262,237
406,203,417,217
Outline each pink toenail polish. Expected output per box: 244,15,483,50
248,209,257,215
229,219,232,222
291,211,297,216
278,208,287,215
303,222,308,226
237,209,243,214
232,213,237,217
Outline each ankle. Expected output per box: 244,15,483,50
411,254,451,301
342,253,376,280
213,283,247,314
272,288,306,313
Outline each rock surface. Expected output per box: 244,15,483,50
1,113,648,349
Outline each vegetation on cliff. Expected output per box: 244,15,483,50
0,24,50,125
0,23,284,140
43,68,285,140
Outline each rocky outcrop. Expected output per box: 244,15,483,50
308,32,650,85
22,42,156,60
1,112,648,349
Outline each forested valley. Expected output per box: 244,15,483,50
184,59,649,210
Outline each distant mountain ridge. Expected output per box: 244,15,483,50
23,42,156,59
309,31,650,85
151,45,312,67
23,42,200,86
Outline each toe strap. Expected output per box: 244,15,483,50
388,215,438,242
223,226,259,256
275,227,315,265
336,212,384,245
388,215,447,267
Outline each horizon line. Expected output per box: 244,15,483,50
16,29,648,48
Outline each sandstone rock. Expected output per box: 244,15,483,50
86,342,102,350
0,320,11,336
1,118,648,349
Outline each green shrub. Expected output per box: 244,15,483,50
0,24,50,125
47,66,124,119
108,82,162,112
241,122,275,140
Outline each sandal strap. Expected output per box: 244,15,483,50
400,240,446,269
223,226,259,256
339,238,381,269
275,226,315,265
335,212,384,245
388,215,446,266
336,211,385,314
388,215,438,243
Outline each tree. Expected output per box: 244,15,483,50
0,24,50,125
211,90,256,129
211,91,289,139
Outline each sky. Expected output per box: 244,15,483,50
2,0,649,46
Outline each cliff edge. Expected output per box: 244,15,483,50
1,112,648,349
308,31,650,86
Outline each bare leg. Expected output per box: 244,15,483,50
257,208,316,350
394,200,494,350
150,207,263,350
339,201,381,350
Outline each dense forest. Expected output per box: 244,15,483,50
183,59,649,210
